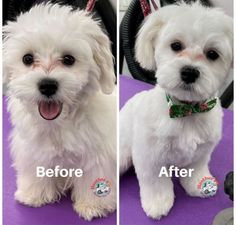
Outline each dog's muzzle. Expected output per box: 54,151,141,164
38,78,62,120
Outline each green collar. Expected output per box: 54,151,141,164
166,94,217,118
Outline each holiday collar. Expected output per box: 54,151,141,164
166,94,217,118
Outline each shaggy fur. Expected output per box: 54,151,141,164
120,2,233,219
3,3,116,221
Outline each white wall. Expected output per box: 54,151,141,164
109,0,117,10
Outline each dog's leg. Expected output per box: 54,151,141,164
180,149,215,197
133,149,175,220
15,170,59,207
138,169,174,219
72,159,116,221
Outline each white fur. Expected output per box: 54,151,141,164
120,2,233,220
4,4,116,221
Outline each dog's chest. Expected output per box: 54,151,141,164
33,118,109,167
154,114,221,167
50,150,84,169
165,134,206,167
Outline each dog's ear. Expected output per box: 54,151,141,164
135,12,165,71
2,23,14,85
3,63,10,85
90,30,115,94
2,21,21,84
83,16,115,95
3,44,9,84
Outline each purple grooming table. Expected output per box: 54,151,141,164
3,97,116,225
119,76,233,225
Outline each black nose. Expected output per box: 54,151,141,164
180,66,200,84
38,79,58,97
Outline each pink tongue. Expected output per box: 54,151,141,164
38,101,62,120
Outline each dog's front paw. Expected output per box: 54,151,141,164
180,171,216,198
15,189,46,207
15,188,58,207
141,192,174,220
73,201,116,221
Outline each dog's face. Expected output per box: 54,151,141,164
3,4,115,120
136,3,233,102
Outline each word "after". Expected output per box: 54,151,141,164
159,165,194,177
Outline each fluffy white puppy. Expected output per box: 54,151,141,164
120,2,233,220
3,3,116,221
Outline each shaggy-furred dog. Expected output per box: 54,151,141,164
3,3,116,221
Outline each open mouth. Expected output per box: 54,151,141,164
38,100,62,120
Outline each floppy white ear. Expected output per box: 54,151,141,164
3,63,10,85
91,31,115,94
135,13,164,71
2,23,14,85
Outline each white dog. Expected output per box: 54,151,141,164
120,2,233,219
3,3,116,221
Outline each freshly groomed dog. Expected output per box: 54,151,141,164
3,4,116,221
120,2,233,219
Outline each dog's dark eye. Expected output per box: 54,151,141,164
22,54,34,66
171,41,183,52
206,50,219,61
62,55,75,66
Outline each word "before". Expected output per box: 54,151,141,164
36,166,83,178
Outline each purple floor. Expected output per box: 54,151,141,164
3,97,116,225
119,76,233,225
